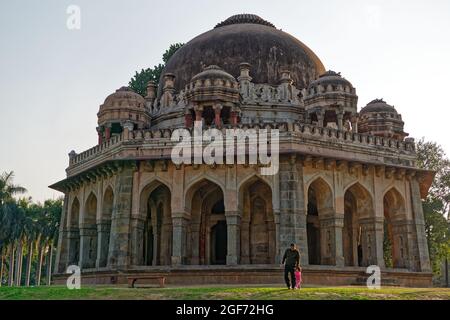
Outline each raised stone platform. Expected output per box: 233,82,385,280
53,265,433,288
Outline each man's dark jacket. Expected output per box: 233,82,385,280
282,248,300,267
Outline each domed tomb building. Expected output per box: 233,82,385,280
50,14,434,287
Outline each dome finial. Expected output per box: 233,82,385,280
215,14,275,29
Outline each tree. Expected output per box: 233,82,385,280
129,43,184,97
0,171,27,205
416,138,450,277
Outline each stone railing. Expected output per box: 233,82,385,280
68,122,415,168
69,134,122,166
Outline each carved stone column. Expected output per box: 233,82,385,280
319,213,344,266
359,217,385,267
190,223,201,265
108,163,135,269
96,221,111,268
316,111,325,127
171,213,189,265
79,224,97,269
129,217,145,266
213,103,222,128
226,212,241,265
67,228,80,266
409,176,431,272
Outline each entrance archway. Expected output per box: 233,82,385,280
139,182,172,266
68,197,80,265
186,179,226,265
307,178,333,265
343,183,374,267
82,192,97,268
239,177,275,264
383,188,408,268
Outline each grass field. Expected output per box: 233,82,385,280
0,285,449,300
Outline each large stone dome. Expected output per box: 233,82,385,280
158,14,325,96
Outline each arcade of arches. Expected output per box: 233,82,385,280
57,165,430,276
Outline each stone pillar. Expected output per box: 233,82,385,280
238,62,252,99
108,163,135,269
79,225,97,269
278,156,306,263
171,214,189,265
145,80,157,111
213,103,222,128
319,213,344,266
54,194,69,273
96,221,111,268
96,127,103,145
336,111,344,131
240,219,250,264
359,217,385,267
409,177,431,272
67,228,80,266
105,123,111,140
226,212,241,265
316,111,324,127
162,73,175,107
190,224,200,265
129,217,145,266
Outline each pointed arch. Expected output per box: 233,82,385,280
84,192,97,225
306,176,334,265
383,187,408,268
137,179,172,266
238,176,276,264
343,182,375,267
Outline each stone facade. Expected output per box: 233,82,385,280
50,14,434,286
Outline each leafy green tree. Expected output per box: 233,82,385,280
129,43,184,97
416,138,450,276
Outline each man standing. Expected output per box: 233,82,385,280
282,243,300,289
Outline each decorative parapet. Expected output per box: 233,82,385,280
66,121,416,173
69,134,122,167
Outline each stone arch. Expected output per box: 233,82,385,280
343,182,374,267
184,176,226,213
306,177,334,265
138,178,172,219
68,197,80,265
80,192,98,268
239,176,276,264
383,187,408,268
69,197,80,228
137,181,172,266
185,178,226,265
98,186,114,268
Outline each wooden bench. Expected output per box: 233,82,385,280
127,276,166,288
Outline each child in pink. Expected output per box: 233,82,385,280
294,266,302,289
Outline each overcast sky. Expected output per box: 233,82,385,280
1,0,449,202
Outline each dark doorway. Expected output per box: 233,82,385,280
211,221,227,265
307,188,321,265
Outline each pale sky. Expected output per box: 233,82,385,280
1,0,449,202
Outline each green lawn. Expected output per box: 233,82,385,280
0,285,449,300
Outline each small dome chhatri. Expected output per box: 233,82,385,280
191,65,237,83
360,98,397,114
214,14,276,29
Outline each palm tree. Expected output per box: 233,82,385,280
0,171,27,205
0,171,27,286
